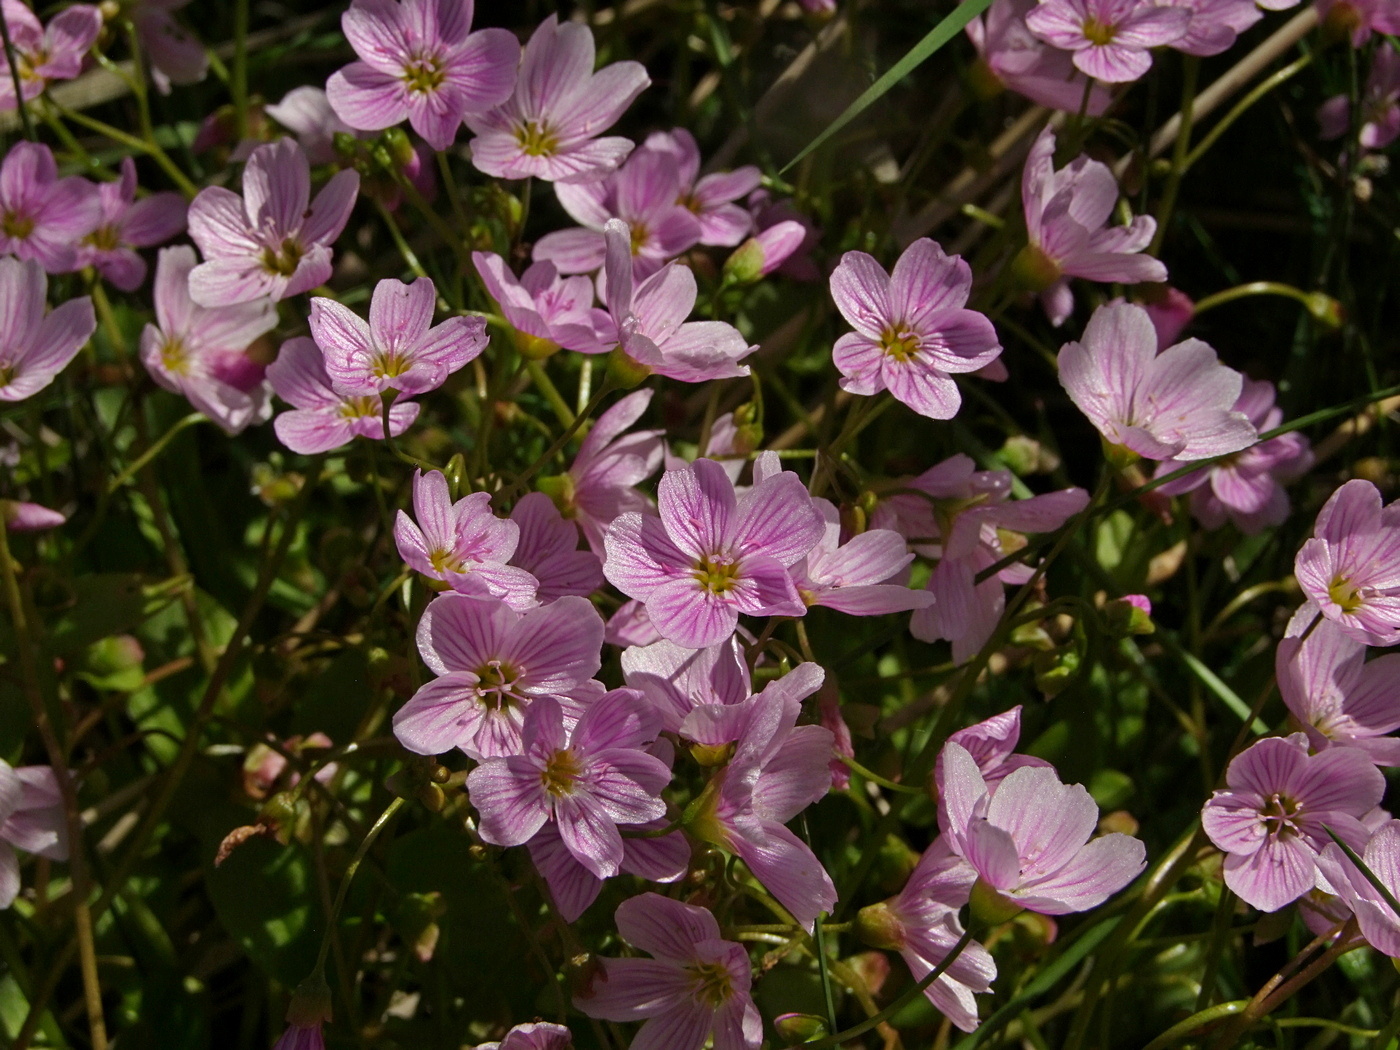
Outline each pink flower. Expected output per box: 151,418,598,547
621,635,750,734
792,498,935,615
1019,129,1166,325
1317,819,1400,956
1154,378,1313,534
534,149,703,280
1277,603,1400,764
394,469,538,609
1319,42,1400,150
76,158,187,292
266,87,357,166
0,0,101,109
139,246,278,435
551,388,664,555
392,592,604,759
1058,301,1257,462
3,500,65,532
527,815,689,922
1142,285,1196,347
747,189,820,281
644,129,761,247
829,238,1002,420
1024,0,1187,83
187,138,360,305
968,0,1113,112
0,762,69,909
310,276,487,396
466,15,649,184
576,893,761,1050
327,0,520,151
592,219,753,383
1316,0,1400,45
723,221,810,284
936,706,1053,791
0,257,95,402
476,1021,575,1050
1158,0,1263,55
683,663,838,929
604,453,825,648
272,1023,324,1050
857,840,998,1032
1295,480,1400,647
938,741,1145,915
507,492,604,601
266,336,421,454
472,252,601,357
1202,734,1384,912
468,688,671,877
0,142,101,274
129,0,208,93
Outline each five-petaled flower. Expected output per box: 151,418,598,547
1295,479,1400,647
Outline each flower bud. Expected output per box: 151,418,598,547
286,971,333,1027
1009,244,1061,293
1000,434,1055,476
1304,291,1344,328
775,1013,830,1044
1103,594,1153,637
969,876,1025,926
723,221,807,284
874,835,922,893
854,901,906,950
1033,647,1080,697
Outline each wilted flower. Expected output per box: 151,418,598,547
187,138,360,305
310,276,488,397
1294,479,1400,647
1317,820,1400,957
468,688,671,877
327,0,520,151
466,15,649,183
392,592,604,760
828,238,1003,420
0,0,102,109
604,453,824,648
1201,733,1384,912
1024,0,1187,83
266,336,421,454
576,893,761,1050
1277,603,1400,764
1017,129,1167,326
0,256,96,403
856,839,998,1032
0,142,101,274
139,246,278,434
1154,378,1313,534
394,469,538,609
1058,301,1257,462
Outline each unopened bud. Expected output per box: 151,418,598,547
969,876,1024,926
286,971,333,1027
854,901,906,950
1033,647,1080,697
1000,434,1055,476
723,221,807,284
442,453,468,497
258,791,303,843
874,835,922,893
775,1013,830,1044
1103,594,1153,636
1304,292,1344,328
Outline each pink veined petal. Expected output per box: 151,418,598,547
753,723,836,822
302,168,362,246
467,759,550,847
1290,745,1386,816
514,16,592,116
936,741,991,841
963,819,1023,891
553,793,627,879
327,62,410,131
186,185,259,258
405,84,466,151
645,576,739,649
122,192,188,247
603,512,691,599
505,596,605,693
986,766,1100,874
731,470,824,567
340,0,413,72
1223,834,1317,912
629,1003,715,1050
187,258,278,308
243,139,309,234
1114,3,1191,46
817,583,935,615
1315,479,1383,544
369,276,435,351
20,296,96,379
266,336,338,409
418,591,514,674
1014,833,1146,913
577,957,695,1021
730,820,837,932
888,238,973,329
0,258,46,342
726,553,805,618
833,333,887,396
446,27,520,113
881,355,963,420
657,458,737,560
631,263,698,344
572,687,661,754
614,892,721,960
648,321,752,383
527,824,603,922
554,60,652,139
533,227,607,274
1072,42,1153,83
310,297,377,390
829,250,892,339
273,407,355,454
391,670,486,755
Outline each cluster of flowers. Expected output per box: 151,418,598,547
1202,480,1400,940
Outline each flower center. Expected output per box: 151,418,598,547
371,348,411,381
401,53,446,95
879,327,920,362
629,223,649,256
0,362,15,389
1260,792,1302,838
85,224,122,252
474,660,520,710
428,547,465,574
160,337,192,376
1,210,34,240
260,237,305,277
514,119,559,158
540,749,583,796
16,49,44,82
1328,574,1365,613
692,555,740,595
1082,16,1117,45
685,960,735,1009
337,395,381,419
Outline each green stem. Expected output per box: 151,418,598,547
1149,55,1200,257
1142,1000,1248,1050
525,358,576,428
315,797,407,973
1184,52,1314,171
497,382,616,504
53,102,199,198
106,413,208,494
0,4,34,141
1193,280,1326,316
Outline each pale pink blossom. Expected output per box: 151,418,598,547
0,762,68,909
1317,820,1400,956
475,1021,575,1050
968,0,1113,112
1319,42,1400,149
0,256,96,403
1295,480,1400,647
77,157,187,292
466,15,649,184
129,0,208,93
1025,0,1188,83
472,252,601,357
0,0,101,109
792,498,934,615
266,87,357,166
507,492,604,601
139,246,278,434
0,142,101,274
644,129,761,247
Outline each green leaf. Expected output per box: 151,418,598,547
780,0,995,173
